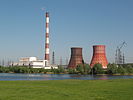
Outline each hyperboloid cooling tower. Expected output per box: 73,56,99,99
68,47,84,68
90,45,108,69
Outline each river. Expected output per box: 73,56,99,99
0,73,133,81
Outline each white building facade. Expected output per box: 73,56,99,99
12,57,58,69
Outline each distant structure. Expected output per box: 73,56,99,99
11,57,49,68
115,42,126,64
123,53,125,64
45,12,50,66
52,51,55,65
68,47,84,68
90,45,108,69
2,59,4,66
66,58,68,65
60,57,62,66
11,12,58,69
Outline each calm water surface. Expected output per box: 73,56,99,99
0,73,133,81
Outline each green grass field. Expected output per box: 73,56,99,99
0,79,133,100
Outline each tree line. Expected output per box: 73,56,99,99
75,63,133,75
0,64,133,75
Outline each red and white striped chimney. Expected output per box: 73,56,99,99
45,12,50,66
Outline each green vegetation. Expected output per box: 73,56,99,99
107,63,118,74
92,63,104,74
0,66,48,74
76,64,91,74
1,63,133,75
76,63,133,75
0,79,133,100
107,64,133,75
52,66,65,74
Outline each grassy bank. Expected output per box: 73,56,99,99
0,79,133,100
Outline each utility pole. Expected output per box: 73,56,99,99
60,57,62,66
52,51,55,65
123,53,125,64
66,58,68,65
0,59,1,66
2,59,4,66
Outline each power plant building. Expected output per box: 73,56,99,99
11,12,109,69
11,12,57,69
12,57,55,69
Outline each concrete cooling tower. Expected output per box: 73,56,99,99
90,45,108,69
68,47,84,68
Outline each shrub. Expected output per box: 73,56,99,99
126,66,133,74
117,66,127,74
68,68,76,74
76,64,84,74
107,64,118,74
91,63,104,74
84,64,91,74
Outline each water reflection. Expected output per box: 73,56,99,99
0,73,133,81
93,75,109,80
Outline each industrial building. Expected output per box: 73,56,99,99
12,12,109,69
11,12,58,69
11,57,57,69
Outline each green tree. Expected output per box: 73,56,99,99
117,66,127,74
126,65,133,74
30,68,39,73
84,64,91,74
58,66,65,73
68,68,76,74
76,64,84,74
92,63,104,74
0,67,10,73
38,68,47,73
107,64,118,74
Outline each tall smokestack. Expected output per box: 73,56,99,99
45,12,50,66
90,45,108,69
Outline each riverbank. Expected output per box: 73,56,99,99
0,79,133,100
1,64,133,75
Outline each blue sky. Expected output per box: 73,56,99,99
0,0,133,64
